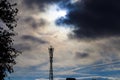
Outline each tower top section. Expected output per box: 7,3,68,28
48,45,54,57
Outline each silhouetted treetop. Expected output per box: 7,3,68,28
0,0,18,30
0,0,19,80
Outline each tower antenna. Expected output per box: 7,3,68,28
48,46,54,80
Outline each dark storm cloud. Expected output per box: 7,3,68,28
56,0,120,39
75,52,89,59
23,0,67,10
24,17,46,29
21,35,48,44
13,43,31,51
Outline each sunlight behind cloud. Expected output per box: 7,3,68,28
44,4,67,22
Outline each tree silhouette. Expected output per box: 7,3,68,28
0,0,20,80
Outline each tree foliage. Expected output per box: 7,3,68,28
0,0,19,80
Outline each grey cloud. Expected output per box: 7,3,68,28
98,38,120,60
38,19,46,27
23,0,65,10
23,0,71,11
21,35,48,44
13,43,31,51
75,52,89,59
24,17,34,22
24,17,46,29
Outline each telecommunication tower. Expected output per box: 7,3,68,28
48,46,54,80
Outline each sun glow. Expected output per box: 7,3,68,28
32,4,67,22
57,9,67,18
44,4,67,21
32,4,72,43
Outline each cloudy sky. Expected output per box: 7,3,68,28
5,0,120,80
